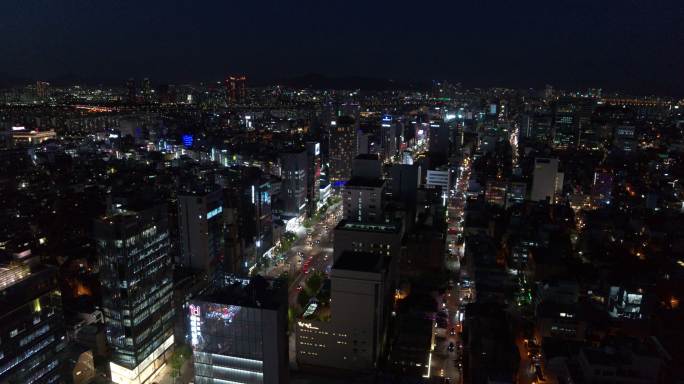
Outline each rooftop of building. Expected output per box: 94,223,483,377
355,153,380,161
333,251,389,274
335,219,402,234
345,176,385,188
199,275,286,311
178,183,222,196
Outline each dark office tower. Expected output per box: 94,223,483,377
141,78,152,102
428,122,450,158
592,168,613,206
388,164,420,204
329,115,357,183
380,115,398,162
553,97,579,149
126,78,136,104
225,75,247,105
240,168,274,271
188,276,289,384
305,141,321,217
35,80,50,99
95,206,175,384
178,185,225,276
280,149,308,219
0,256,66,384
158,84,177,104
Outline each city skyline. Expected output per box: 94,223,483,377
1,0,683,96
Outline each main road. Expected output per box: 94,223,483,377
262,201,342,307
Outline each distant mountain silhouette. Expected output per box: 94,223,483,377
271,73,426,91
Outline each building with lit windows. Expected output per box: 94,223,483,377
485,180,508,207
425,168,450,191
380,115,399,162
592,168,613,206
95,206,175,384
188,276,288,384
178,185,225,275
0,255,66,384
11,129,56,145
305,141,321,217
329,115,358,183
332,220,403,264
553,97,579,149
342,155,386,223
296,250,394,371
280,149,308,219
225,76,247,105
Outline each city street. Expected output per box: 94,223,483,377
261,201,342,306
428,154,472,384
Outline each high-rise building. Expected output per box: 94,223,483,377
428,122,450,157
333,220,403,263
296,249,396,371
225,76,247,105
553,97,579,149
305,141,321,217
126,78,136,104
0,255,66,384
329,115,357,183
36,81,50,99
241,168,274,271
141,78,152,102
380,115,399,162
343,155,385,223
530,158,561,203
280,149,308,219
357,131,372,155
188,276,288,384
592,168,613,206
95,206,175,384
178,185,225,275
388,164,420,204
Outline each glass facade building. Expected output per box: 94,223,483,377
0,261,66,384
188,277,288,384
95,205,175,384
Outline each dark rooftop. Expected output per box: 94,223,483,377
199,275,286,311
345,176,385,188
333,251,388,273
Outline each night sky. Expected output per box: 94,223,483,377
1,0,682,95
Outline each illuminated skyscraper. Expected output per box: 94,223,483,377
280,149,308,218
380,115,399,162
329,115,357,183
225,75,247,105
95,205,175,384
553,97,579,149
188,276,288,384
0,255,66,384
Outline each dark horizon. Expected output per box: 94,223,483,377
1,0,683,96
